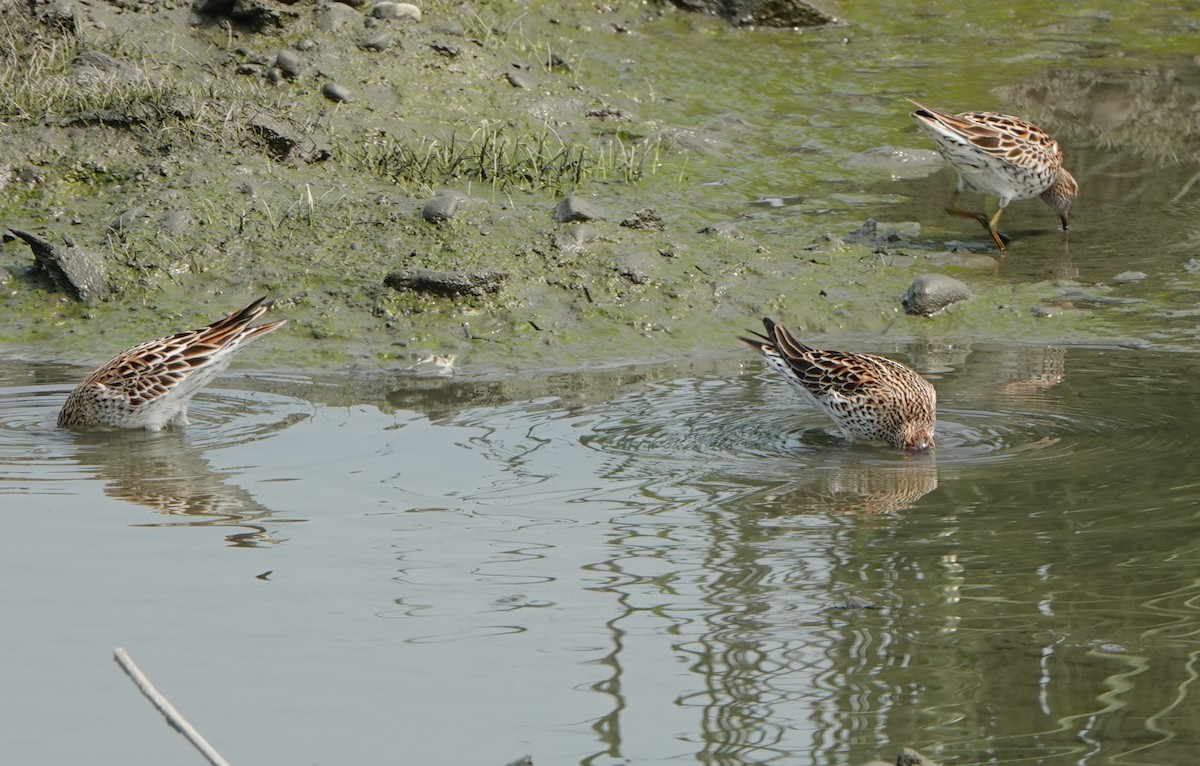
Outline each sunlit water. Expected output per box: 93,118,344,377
3,346,1200,766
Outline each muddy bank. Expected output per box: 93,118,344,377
2,0,1197,374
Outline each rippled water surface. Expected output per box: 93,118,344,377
3,346,1200,765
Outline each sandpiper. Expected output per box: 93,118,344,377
58,297,285,430
909,98,1076,251
741,318,936,451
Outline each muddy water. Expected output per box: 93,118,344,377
3,345,1200,766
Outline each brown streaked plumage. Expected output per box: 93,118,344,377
58,297,285,431
908,98,1076,251
741,318,936,451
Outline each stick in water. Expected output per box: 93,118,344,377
113,647,233,766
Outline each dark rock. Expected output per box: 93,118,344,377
506,70,535,89
431,41,461,58
322,82,355,103
192,0,299,32
620,208,665,231
667,0,837,28
385,268,508,297
421,192,462,224
555,194,602,223
7,228,110,302
902,274,971,317
274,48,303,79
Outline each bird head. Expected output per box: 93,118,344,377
1041,167,1077,230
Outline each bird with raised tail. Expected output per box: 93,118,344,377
908,98,1076,251
58,297,285,431
741,318,936,451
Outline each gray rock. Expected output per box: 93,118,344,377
316,2,361,32
359,31,394,51
322,82,355,103
421,191,462,223
384,268,507,297
555,194,602,223
1112,270,1147,283
615,252,656,285
553,224,601,254
506,70,535,89
158,210,195,237
902,273,971,317
1186,258,1200,274
7,228,110,302
274,48,303,79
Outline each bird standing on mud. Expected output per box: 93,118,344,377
58,297,285,430
908,99,1077,251
741,318,937,452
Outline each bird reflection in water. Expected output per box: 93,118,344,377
68,429,296,547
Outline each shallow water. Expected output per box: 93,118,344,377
4,345,1200,766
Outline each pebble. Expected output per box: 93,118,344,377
1112,270,1147,283
901,273,971,317
421,191,462,223
1186,258,1200,274
506,70,535,89
359,32,393,51
371,1,420,21
274,49,303,79
322,82,355,103
555,194,602,223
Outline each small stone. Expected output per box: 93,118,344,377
322,82,355,103
421,191,462,223
274,48,303,79
295,38,317,52
370,1,420,20
359,31,393,51
1112,270,1147,283
901,273,971,317
506,70,535,89
555,194,602,223
1185,258,1200,274
430,41,460,57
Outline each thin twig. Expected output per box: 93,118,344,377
113,647,233,766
